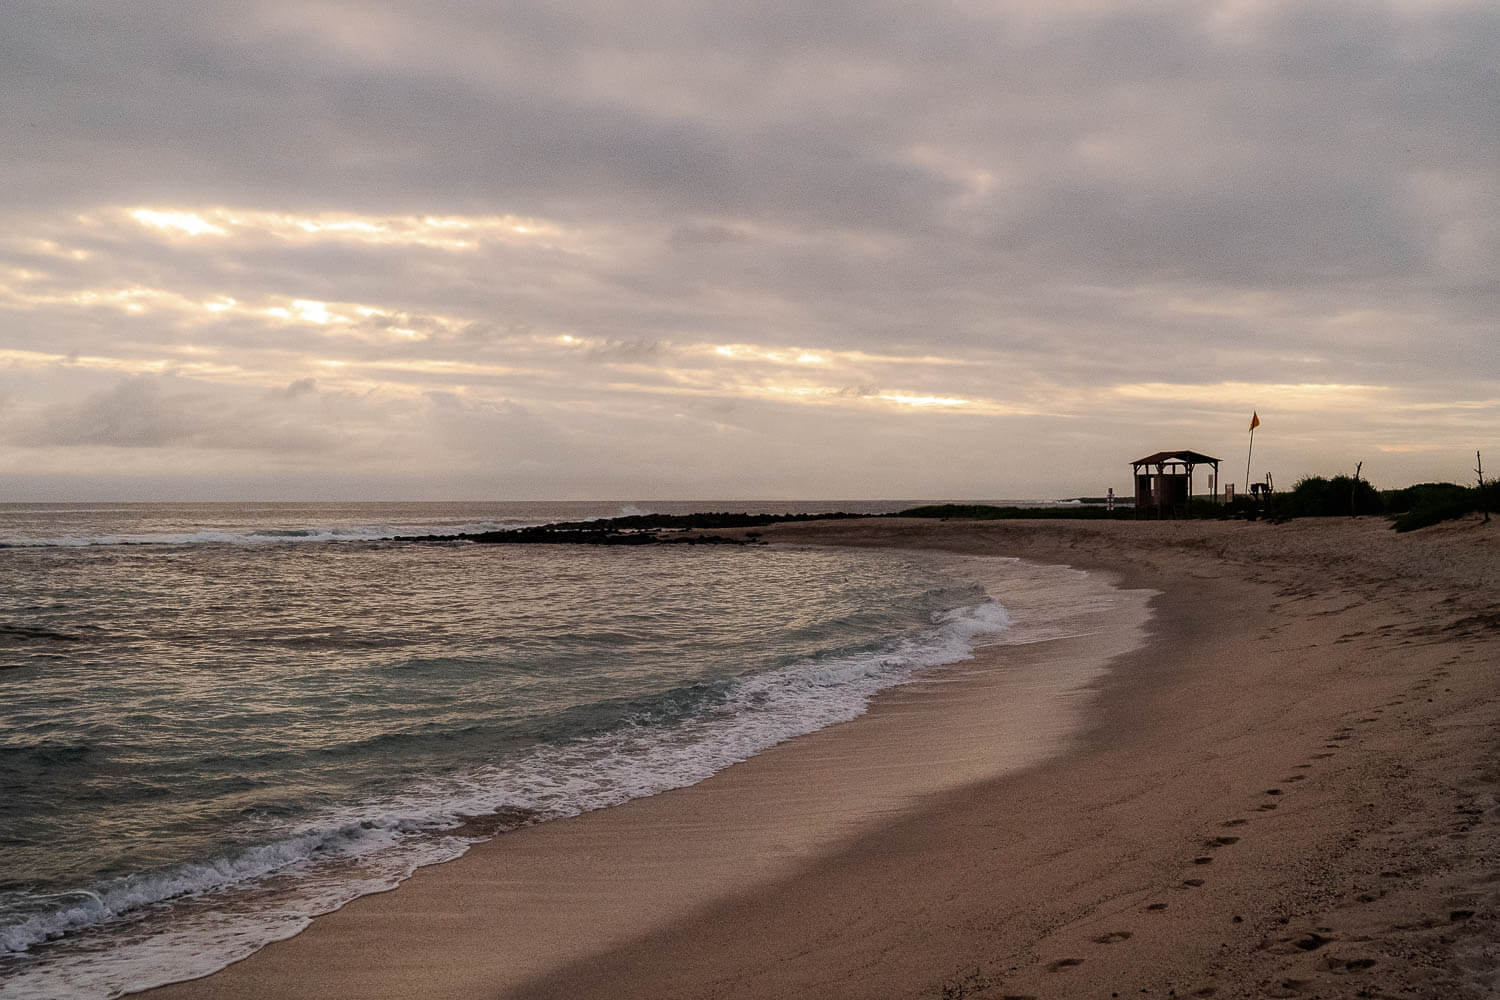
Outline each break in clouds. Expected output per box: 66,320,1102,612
0,0,1495,499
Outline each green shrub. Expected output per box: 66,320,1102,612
1277,475,1383,519
1391,481,1500,532
1187,497,1235,519
1381,482,1469,514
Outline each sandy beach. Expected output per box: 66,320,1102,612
143,515,1500,1000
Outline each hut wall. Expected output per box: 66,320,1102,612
1134,473,1154,508
1158,474,1189,509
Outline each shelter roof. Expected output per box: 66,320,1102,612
1130,450,1222,467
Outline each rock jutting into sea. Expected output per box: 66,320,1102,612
393,510,870,545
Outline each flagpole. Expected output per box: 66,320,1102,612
1245,424,1255,494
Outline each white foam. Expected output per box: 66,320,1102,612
0,597,1012,1000
0,822,419,956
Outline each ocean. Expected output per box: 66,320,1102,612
0,501,1110,999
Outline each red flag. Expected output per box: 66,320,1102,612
1249,411,1260,431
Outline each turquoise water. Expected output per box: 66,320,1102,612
0,501,1014,998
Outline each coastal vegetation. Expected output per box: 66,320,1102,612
1207,477,1495,530
395,476,1496,548
1257,475,1495,531
897,477,1496,533
1275,475,1384,519
1386,480,1498,532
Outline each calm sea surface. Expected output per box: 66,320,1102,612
0,501,1077,998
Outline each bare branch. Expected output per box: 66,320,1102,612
1479,450,1491,524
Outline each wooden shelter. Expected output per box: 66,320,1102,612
1131,450,1221,518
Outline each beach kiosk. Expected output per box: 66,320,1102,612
1131,450,1221,518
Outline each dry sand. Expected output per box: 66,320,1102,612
144,515,1500,1000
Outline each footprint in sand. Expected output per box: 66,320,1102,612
1193,856,1215,864
1182,878,1206,888
1046,957,1084,972
1293,932,1332,951
1205,836,1240,848
1257,803,1279,811
1265,788,1283,795
1146,902,1169,911
1091,930,1133,945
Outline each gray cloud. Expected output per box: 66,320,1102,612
583,338,664,364
9,375,349,454
1,0,1496,497
16,378,201,449
273,377,319,399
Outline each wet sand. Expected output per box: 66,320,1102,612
145,516,1500,1000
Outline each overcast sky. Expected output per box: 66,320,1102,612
2,0,1495,500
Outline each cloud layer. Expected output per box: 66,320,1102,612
2,0,1495,499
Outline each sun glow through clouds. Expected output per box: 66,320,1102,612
290,300,342,325
128,209,227,236
876,393,969,408
120,206,574,251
